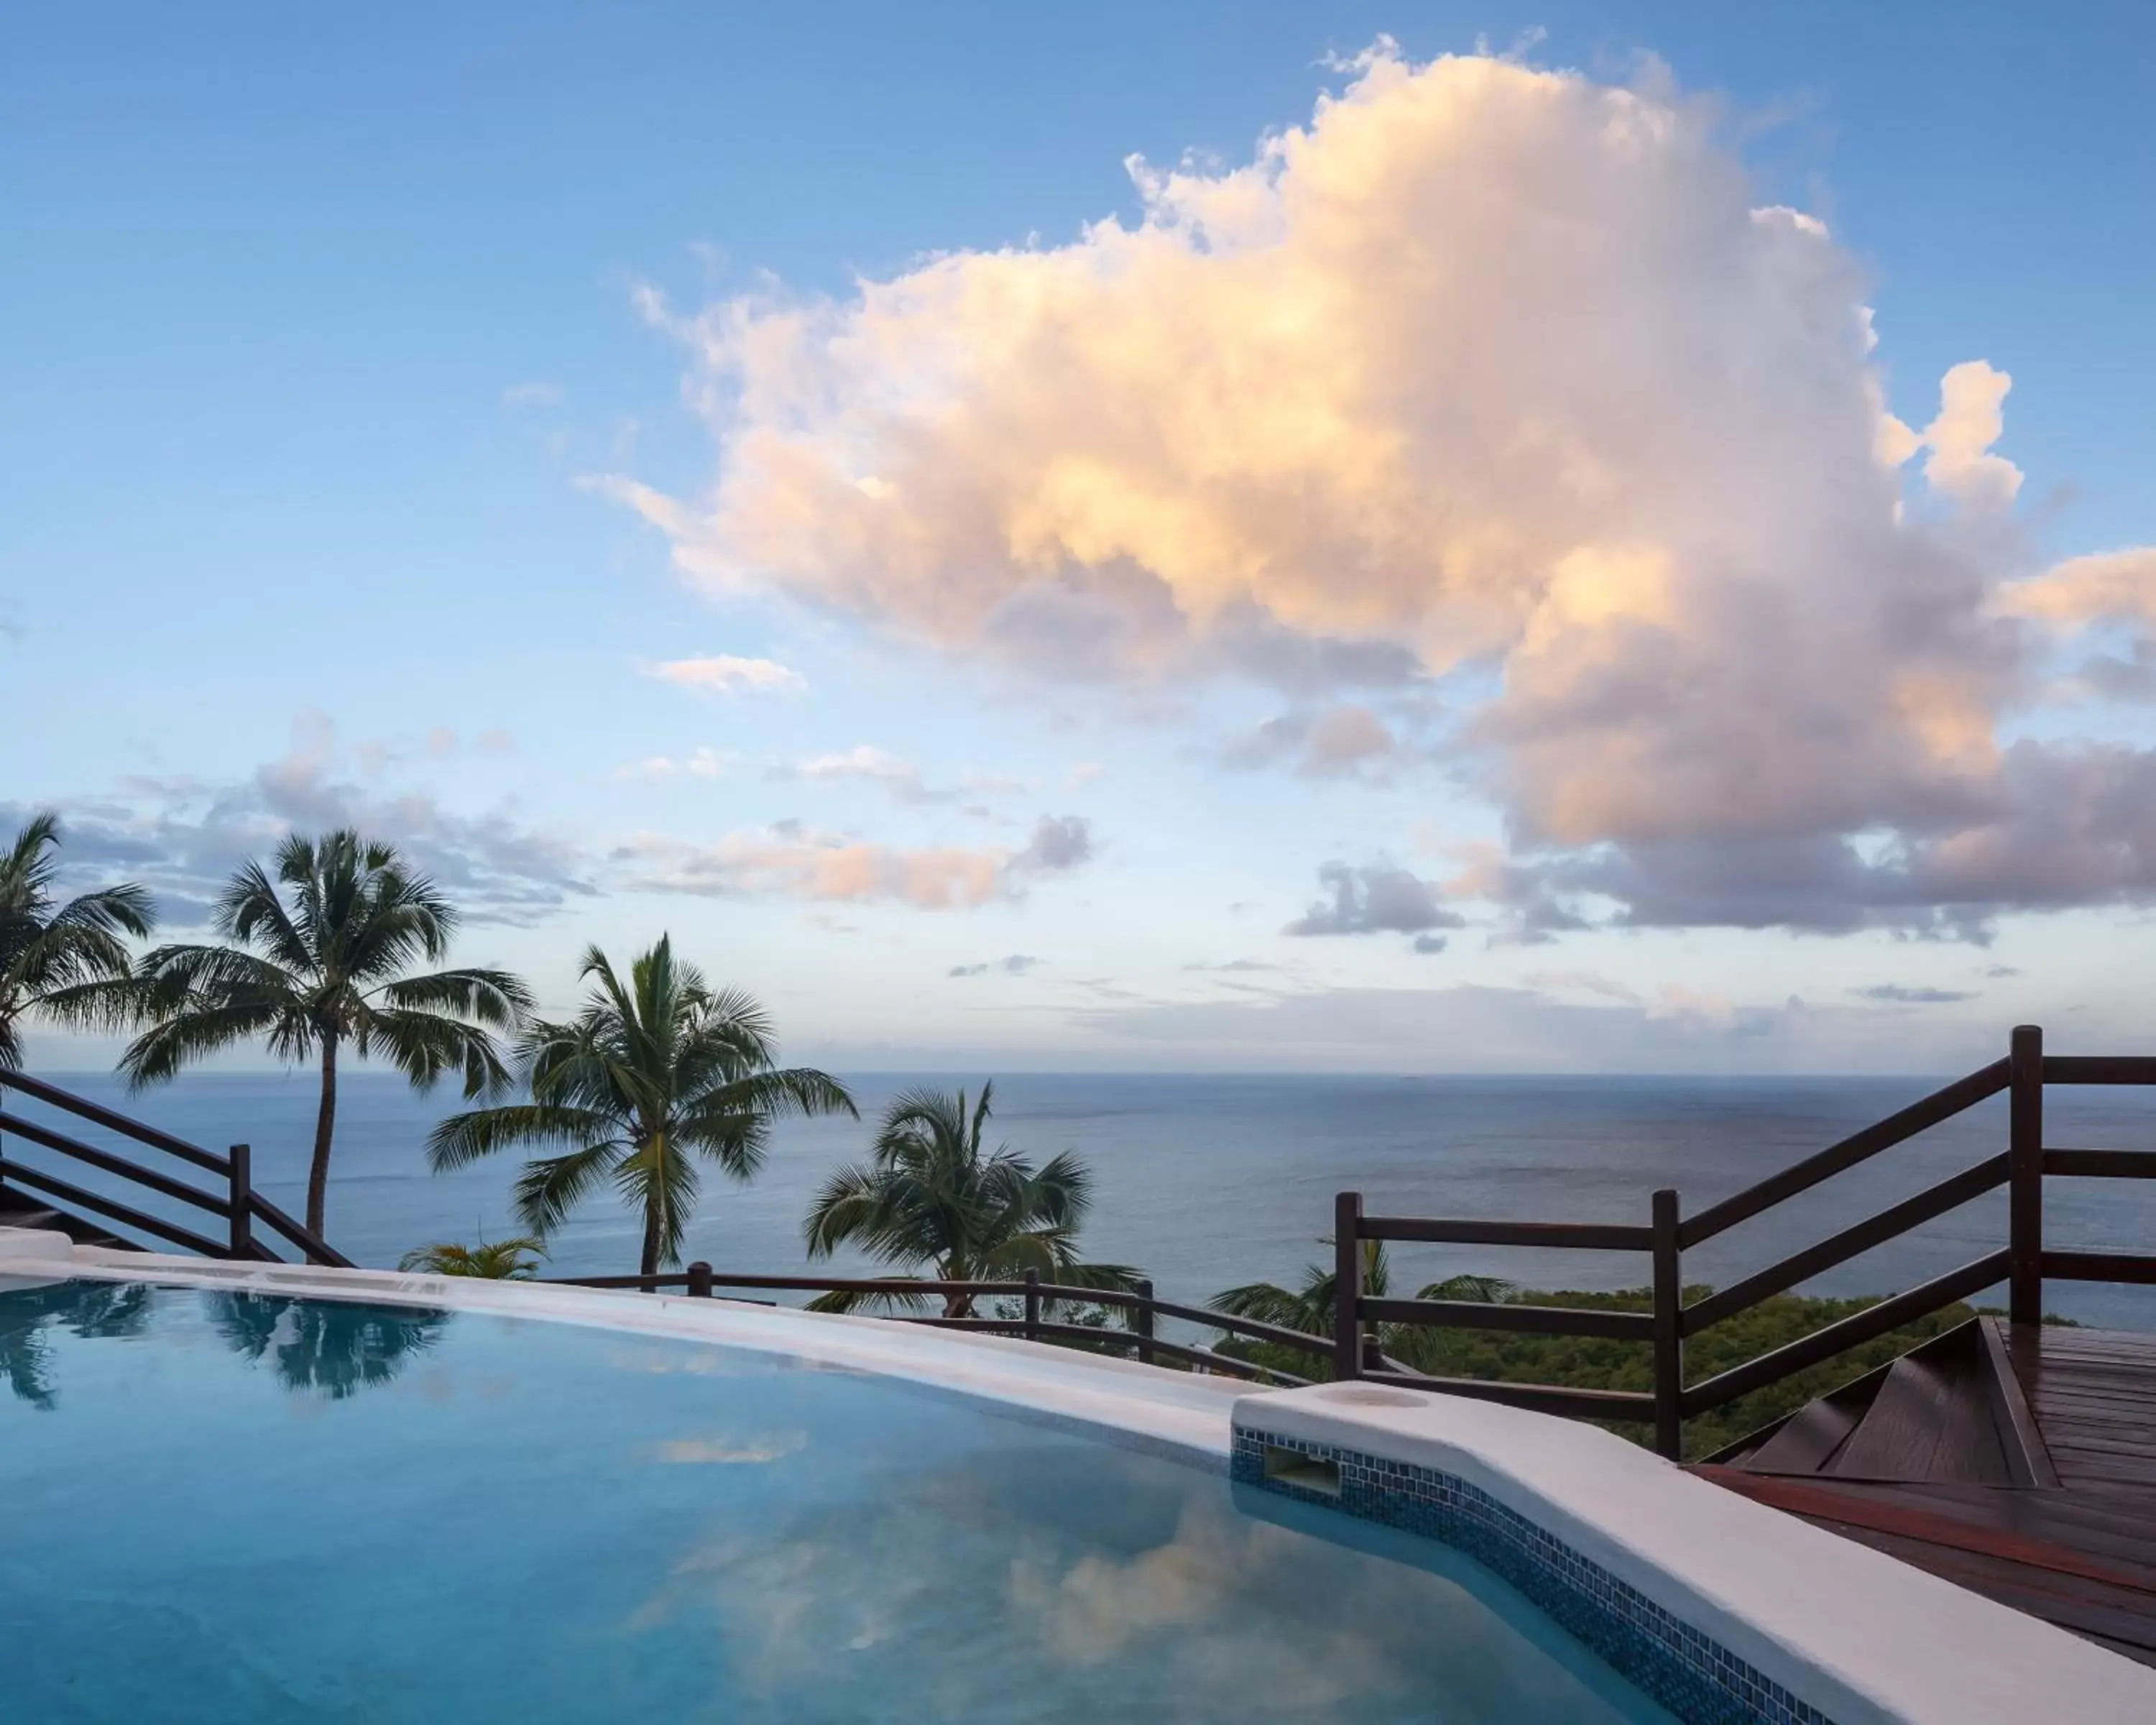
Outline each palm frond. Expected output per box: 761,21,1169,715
511,1142,623,1238
425,1103,617,1172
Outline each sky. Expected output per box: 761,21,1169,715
8,2,2156,1075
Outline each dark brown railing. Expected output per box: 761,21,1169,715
0,1071,350,1269
543,1266,1332,1385
1333,1026,2156,1460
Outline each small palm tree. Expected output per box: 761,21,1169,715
0,811,155,1070
426,938,857,1277
398,1235,547,1279
803,1081,1140,1317
1213,1245,1512,1340
121,831,533,1238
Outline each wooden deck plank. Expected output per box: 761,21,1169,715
1700,1323,2156,1664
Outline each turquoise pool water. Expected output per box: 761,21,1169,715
1,1279,1672,1722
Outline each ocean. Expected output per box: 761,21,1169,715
9,1069,2156,1331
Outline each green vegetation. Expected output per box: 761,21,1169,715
121,830,532,1237
398,1235,548,1279
1214,1276,1982,1458
428,937,856,1277
0,811,155,1070
803,1080,1140,1315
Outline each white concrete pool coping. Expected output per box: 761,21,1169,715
8,1229,2154,1725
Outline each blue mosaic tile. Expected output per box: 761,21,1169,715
1233,1427,1836,1725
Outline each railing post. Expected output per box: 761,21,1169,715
1023,1268,1041,1340
1334,1190,1363,1381
686,1260,713,1298
2009,1024,2045,1327
1134,1277,1156,1366
227,1144,252,1259
1651,1187,1683,1462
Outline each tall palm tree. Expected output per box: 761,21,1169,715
121,830,533,1238
425,937,857,1277
803,1081,1141,1317
0,811,155,1070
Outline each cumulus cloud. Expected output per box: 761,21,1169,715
1851,984,1976,1004
640,654,806,695
949,954,1041,978
615,812,1094,910
620,746,735,780
1285,862,1464,952
607,44,2156,942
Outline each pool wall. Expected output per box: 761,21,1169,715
9,1230,2153,1725
1237,1384,2156,1725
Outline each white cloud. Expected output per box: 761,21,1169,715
607,44,2156,941
615,811,1093,911
502,380,563,409
619,746,735,780
641,654,807,695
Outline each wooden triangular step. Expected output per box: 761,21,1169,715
1706,1318,2053,1488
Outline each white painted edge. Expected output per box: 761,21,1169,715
1238,1383,2156,1725
0,1236,1243,1463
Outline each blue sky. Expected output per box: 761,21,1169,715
9,4,2156,1073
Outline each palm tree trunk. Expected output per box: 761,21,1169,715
306,1034,338,1238
639,1205,661,1281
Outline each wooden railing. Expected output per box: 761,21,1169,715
544,1266,1332,1385
0,1071,350,1269
1333,1026,2156,1460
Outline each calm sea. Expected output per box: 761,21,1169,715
9,1070,2156,1330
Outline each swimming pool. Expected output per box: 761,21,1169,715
2,1277,1670,1722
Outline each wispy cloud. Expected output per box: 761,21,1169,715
1851,984,1978,1005
501,380,564,410
949,954,1041,978
640,654,806,695
614,813,1094,911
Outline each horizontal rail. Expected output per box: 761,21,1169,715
543,1269,1334,1360
1682,1060,2009,1248
2043,1056,2156,1086
2042,1251,2156,1285
1361,1295,1654,1341
0,1110,227,1213
1683,1249,2008,1416
247,1194,355,1269
1360,1215,1653,1250
1682,1154,2010,1335
1359,1370,1657,1422
0,1159,226,1258
0,1072,229,1174
2044,1149,2156,1179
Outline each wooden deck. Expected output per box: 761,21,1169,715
1701,1322,2156,1667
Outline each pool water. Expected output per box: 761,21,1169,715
1,1279,1672,1723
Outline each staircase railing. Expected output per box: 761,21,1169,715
542,1266,1331,1384
0,1071,351,1269
1333,1026,2156,1461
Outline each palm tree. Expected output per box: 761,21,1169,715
803,1081,1141,1317
121,830,533,1238
398,1235,547,1279
1212,1244,1513,1369
0,811,155,1070
425,937,857,1277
